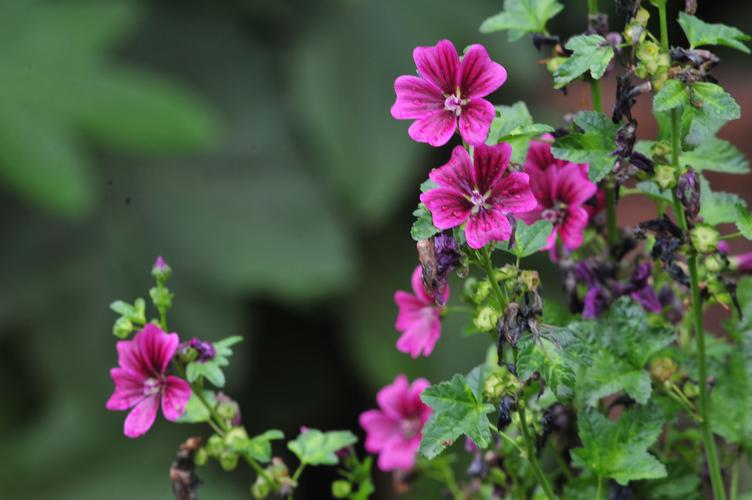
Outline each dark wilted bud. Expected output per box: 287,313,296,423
532,33,561,51
418,233,461,306
498,302,522,347
670,47,719,69
466,453,488,478
497,396,516,431
629,151,654,174
583,287,610,319
615,0,641,17
588,13,609,36
677,169,700,221
614,119,637,156
171,437,203,500
610,482,632,500
658,285,684,324
685,0,697,14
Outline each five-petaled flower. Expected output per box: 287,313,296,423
519,138,597,251
359,375,431,472
420,143,537,249
395,265,447,358
106,323,191,438
391,39,507,147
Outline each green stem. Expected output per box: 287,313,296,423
720,231,742,241
596,475,604,500
440,462,463,500
657,0,669,51
518,406,557,500
549,441,574,481
587,0,598,15
731,454,740,500
481,246,507,308
606,183,618,245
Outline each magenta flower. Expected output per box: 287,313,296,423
420,143,537,249
391,40,507,146
359,375,432,472
519,139,597,250
106,323,191,438
395,265,447,358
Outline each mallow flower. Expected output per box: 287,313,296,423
359,375,431,472
394,265,447,358
420,143,537,249
106,323,191,438
520,139,597,250
391,39,507,146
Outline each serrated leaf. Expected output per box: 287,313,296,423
699,175,746,225
636,181,672,203
241,430,285,463
411,203,440,241
109,298,146,324
553,35,615,89
571,403,667,485
497,219,553,258
685,82,741,146
678,12,751,54
185,335,243,387
486,102,554,163
176,390,216,424
551,111,617,182
653,80,689,112
736,205,752,240
419,373,495,459
287,429,357,466
516,328,586,401
680,138,749,174
479,0,563,41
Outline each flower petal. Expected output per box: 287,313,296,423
472,143,511,192
407,378,431,419
465,208,513,249
161,376,191,421
555,163,597,206
413,39,459,94
116,338,147,377
377,374,409,420
428,146,473,193
409,265,433,304
458,98,494,145
106,368,146,411
396,312,440,358
407,109,457,147
525,136,566,171
123,394,159,438
136,324,179,375
394,291,428,331
420,187,471,230
359,410,399,453
391,75,444,120
559,206,589,250
632,287,662,313
524,162,556,209
492,172,538,213
458,44,507,98
377,435,421,472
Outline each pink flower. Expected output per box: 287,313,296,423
395,266,447,358
730,251,752,273
106,323,191,438
359,375,432,472
519,139,597,250
420,143,537,249
391,40,507,147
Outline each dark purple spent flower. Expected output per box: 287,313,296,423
583,287,610,319
574,260,599,287
180,338,216,362
677,170,700,221
433,233,461,275
497,396,516,431
659,286,684,324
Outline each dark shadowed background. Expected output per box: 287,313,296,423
1,0,750,498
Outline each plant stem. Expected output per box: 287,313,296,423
720,231,742,240
596,475,604,500
731,454,740,500
606,183,618,245
655,1,725,496
518,406,557,500
481,246,507,308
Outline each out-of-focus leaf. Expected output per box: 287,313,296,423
288,429,357,466
411,204,441,241
680,138,749,174
551,111,618,182
177,390,216,424
497,219,553,258
736,205,752,240
0,1,218,216
699,175,746,225
480,0,563,41
553,35,615,89
486,102,554,163
678,12,751,54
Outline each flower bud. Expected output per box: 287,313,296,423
220,450,238,471
194,447,208,466
654,165,676,190
704,254,726,274
677,170,700,221
683,381,700,399
151,256,172,282
474,306,500,332
251,480,270,500
149,285,173,311
331,480,352,498
518,270,540,292
206,435,224,457
224,427,250,451
473,281,492,304
112,316,133,339
649,357,677,383
690,225,719,254
216,392,242,425
483,373,505,401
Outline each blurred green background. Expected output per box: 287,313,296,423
1,1,750,498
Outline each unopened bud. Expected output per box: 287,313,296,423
690,225,719,254
331,480,352,498
683,381,700,399
113,317,133,339
220,450,238,471
519,270,540,292
474,306,500,332
194,447,208,466
151,256,172,282
704,254,725,273
206,435,224,457
650,357,677,383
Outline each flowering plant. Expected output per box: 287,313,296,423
107,1,752,499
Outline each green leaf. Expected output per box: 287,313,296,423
411,204,440,241
0,1,218,216
572,298,674,406
571,403,667,485
685,82,741,145
419,373,496,459
185,335,243,387
287,429,357,466
736,205,752,240
680,138,749,174
553,35,615,89
240,430,285,463
517,327,588,401
176,390,216,424
699,175,746,225
479,0,563,41
636,181,672,203
497,219,553,258
551,111,618,182
678,12,751,54
109,298,146,324
486,102,554,163
653,80,689,112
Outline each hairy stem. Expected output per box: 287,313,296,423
518,406,557,500
481,246,507,308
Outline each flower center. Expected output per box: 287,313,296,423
400,417,421,439
469,189,490,214
143,377,162,396
541,202,567,225
443,92,466,116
